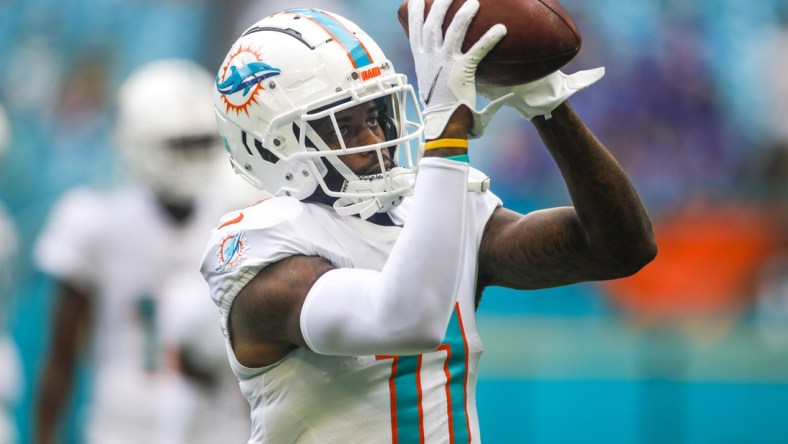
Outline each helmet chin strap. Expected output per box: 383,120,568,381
332,167,412,219
333,197,381,220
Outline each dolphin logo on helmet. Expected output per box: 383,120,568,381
216,62,281,97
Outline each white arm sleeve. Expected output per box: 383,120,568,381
300,157,469,356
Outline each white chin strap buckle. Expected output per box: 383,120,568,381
334,198,382,220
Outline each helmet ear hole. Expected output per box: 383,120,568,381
251,133,280,165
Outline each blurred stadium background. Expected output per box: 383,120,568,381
1,0,787,443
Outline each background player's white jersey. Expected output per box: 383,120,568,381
202,168,501,444
34,185,231,443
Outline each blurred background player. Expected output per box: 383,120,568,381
0,102,23,444
32,59,251,443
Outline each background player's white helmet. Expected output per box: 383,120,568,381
214,9,424,219
115,59,222,205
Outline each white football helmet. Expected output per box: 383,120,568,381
214,8,424,219
115,59,222,204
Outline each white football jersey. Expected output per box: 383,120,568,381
201,167,502,444
33,185,231,443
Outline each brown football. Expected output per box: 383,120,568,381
397,0,582,86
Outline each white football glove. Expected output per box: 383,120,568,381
408,0,510,139
478,68,606,120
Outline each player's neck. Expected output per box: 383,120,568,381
365,211,395,226
158,199,194,225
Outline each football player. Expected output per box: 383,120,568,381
33,59,250,443
202,1,656,442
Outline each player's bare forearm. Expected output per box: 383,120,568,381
477,103,656,291
36,283,92,444
531,102,656,271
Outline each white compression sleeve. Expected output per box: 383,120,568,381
300,157,469,356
